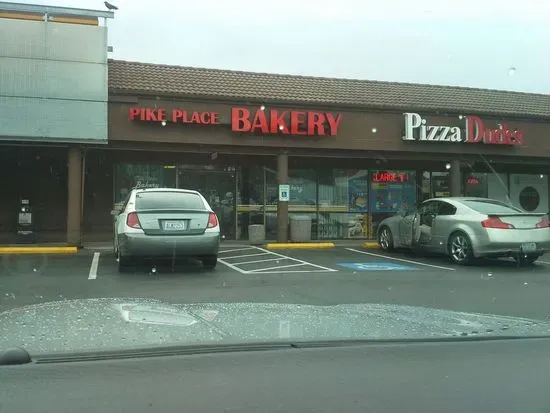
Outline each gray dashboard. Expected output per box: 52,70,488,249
2,338,549,412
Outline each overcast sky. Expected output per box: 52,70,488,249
16,0,550,93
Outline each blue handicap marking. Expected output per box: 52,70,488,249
337,262,417,271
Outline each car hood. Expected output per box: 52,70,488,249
1,298,549,355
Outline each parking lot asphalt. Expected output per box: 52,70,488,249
2,245,550,321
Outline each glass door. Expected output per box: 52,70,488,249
177,165,237,240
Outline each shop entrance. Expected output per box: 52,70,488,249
177,165,237,240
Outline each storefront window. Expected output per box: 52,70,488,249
317,169,369,239
265,168,317,240
369,170,416,237
237,166,265,240
114,163,176,205
431,172,450,197
178,164,237,240
463,173,488,198
509,174,549,213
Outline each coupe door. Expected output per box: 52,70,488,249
413,201,440,248
398,212,417,247
401,201,440,249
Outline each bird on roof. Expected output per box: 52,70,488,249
104,1,118,10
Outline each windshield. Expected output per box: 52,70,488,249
1,0,549,360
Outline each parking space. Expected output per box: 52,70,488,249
339,247,550,275
2,245,550,285
3,245,550,317
217,246,338,274
269,246,550,277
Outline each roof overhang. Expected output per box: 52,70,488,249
0,1,114,19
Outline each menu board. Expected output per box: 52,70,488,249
369,170,417,213
348,170,369,212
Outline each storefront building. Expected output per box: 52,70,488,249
3,27,550,244
0,2,113,245
73,59,550,244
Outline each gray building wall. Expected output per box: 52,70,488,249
0,17,108,143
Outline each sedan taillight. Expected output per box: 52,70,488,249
126,212,141,229
207,212,219,228
481,217,514,229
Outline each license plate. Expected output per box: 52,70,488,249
521,242,537,253
163,221,186,231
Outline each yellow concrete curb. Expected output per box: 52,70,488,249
265,242,335,249
361,241,379,249
0,246,78,255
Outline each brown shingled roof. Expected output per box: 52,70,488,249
108,59,550,119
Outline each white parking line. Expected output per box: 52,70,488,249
222,252,270,259
345,248,456,271
237,257,281,265
250,263,306,272
253,247,338,272
88,252,100,280
219,247,256,254
217,246,337,274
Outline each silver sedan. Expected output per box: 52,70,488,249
376,197,550,265
112,188,220,272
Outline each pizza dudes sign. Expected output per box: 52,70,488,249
128,107,342,137
402,112,524,145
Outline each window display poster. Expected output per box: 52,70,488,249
369,170,417,213
347,214,368,238
348,170,369,212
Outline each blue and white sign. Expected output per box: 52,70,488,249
337,262,417,271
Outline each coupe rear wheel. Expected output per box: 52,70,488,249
202,255,218,270
378,226,394,251
515,254,539,266
448,232,473,265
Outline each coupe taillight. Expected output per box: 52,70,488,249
126,212,141,229
481,217,514,229
207,212,219,228
536,216,550,228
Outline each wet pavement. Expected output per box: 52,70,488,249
1,245,550,322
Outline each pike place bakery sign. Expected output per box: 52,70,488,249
128,107,342,136
402,112,524,145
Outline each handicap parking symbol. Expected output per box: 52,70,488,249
337,262,417,271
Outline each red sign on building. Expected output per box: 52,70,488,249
128,107,342,137
402,112,524,145
231,108,342,136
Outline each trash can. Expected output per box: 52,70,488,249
248,224,265,245
290,215,312,242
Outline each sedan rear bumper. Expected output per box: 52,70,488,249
118,232,220,258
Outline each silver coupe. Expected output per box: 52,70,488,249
376,197,550,265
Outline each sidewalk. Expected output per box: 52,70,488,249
0,239,379,254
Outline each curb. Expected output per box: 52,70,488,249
0,246,78,255
361,241,379,249
265,242,335,250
